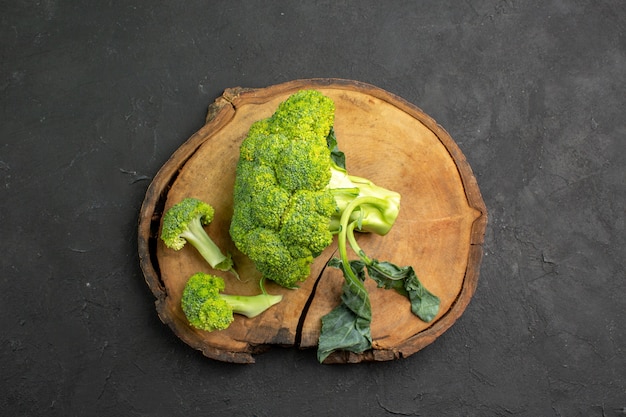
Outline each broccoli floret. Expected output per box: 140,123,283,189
229,89,402,288
181,272,283,332
161,197,238,278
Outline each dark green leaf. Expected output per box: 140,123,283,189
366,259,440,323
326,257,343,270
326,128,346,169
404,273,441,323
328,258,371,319
366,260,411,293
317,303,372,363
318,258,373,362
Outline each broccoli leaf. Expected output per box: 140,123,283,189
326,128,346,169
366,259,440,323
317,258,372,362
403,272,441,323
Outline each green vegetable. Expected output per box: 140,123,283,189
229,90,400,288
181,272,283,332
228,89,440,362
161,197,238,278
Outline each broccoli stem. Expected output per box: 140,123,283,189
181,216,239,278
345,220,372,264
328,166,401,236
334,194,404,317
336,197,381,311
220,293,284,318
317,196,376,362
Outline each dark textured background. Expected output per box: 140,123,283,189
2,1,624,416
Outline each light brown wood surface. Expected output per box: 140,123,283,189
138,79,487,363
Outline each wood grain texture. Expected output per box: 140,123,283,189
138,79,487,363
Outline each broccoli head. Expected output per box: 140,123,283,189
230,90,338,288
181,272,283,332
161,197,238,278
229,89,402,289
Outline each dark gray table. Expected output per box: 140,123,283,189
2,1,624,416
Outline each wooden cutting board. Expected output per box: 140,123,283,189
137,79,487,364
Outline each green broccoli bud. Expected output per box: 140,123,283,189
161,197,238,278
181,272,283,332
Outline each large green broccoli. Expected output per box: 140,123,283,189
181,272,283,332
228,89,440,361
229,90,401,288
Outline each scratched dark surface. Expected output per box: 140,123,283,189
2,1,625,416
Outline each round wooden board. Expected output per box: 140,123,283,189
138,79,487,364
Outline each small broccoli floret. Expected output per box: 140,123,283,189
243,228,313,288
181,272,283,332
161,197,238,278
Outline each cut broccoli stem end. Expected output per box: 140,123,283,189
330,194,400,235
328,167,401,236
182,216,238,278
220,293,284,318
